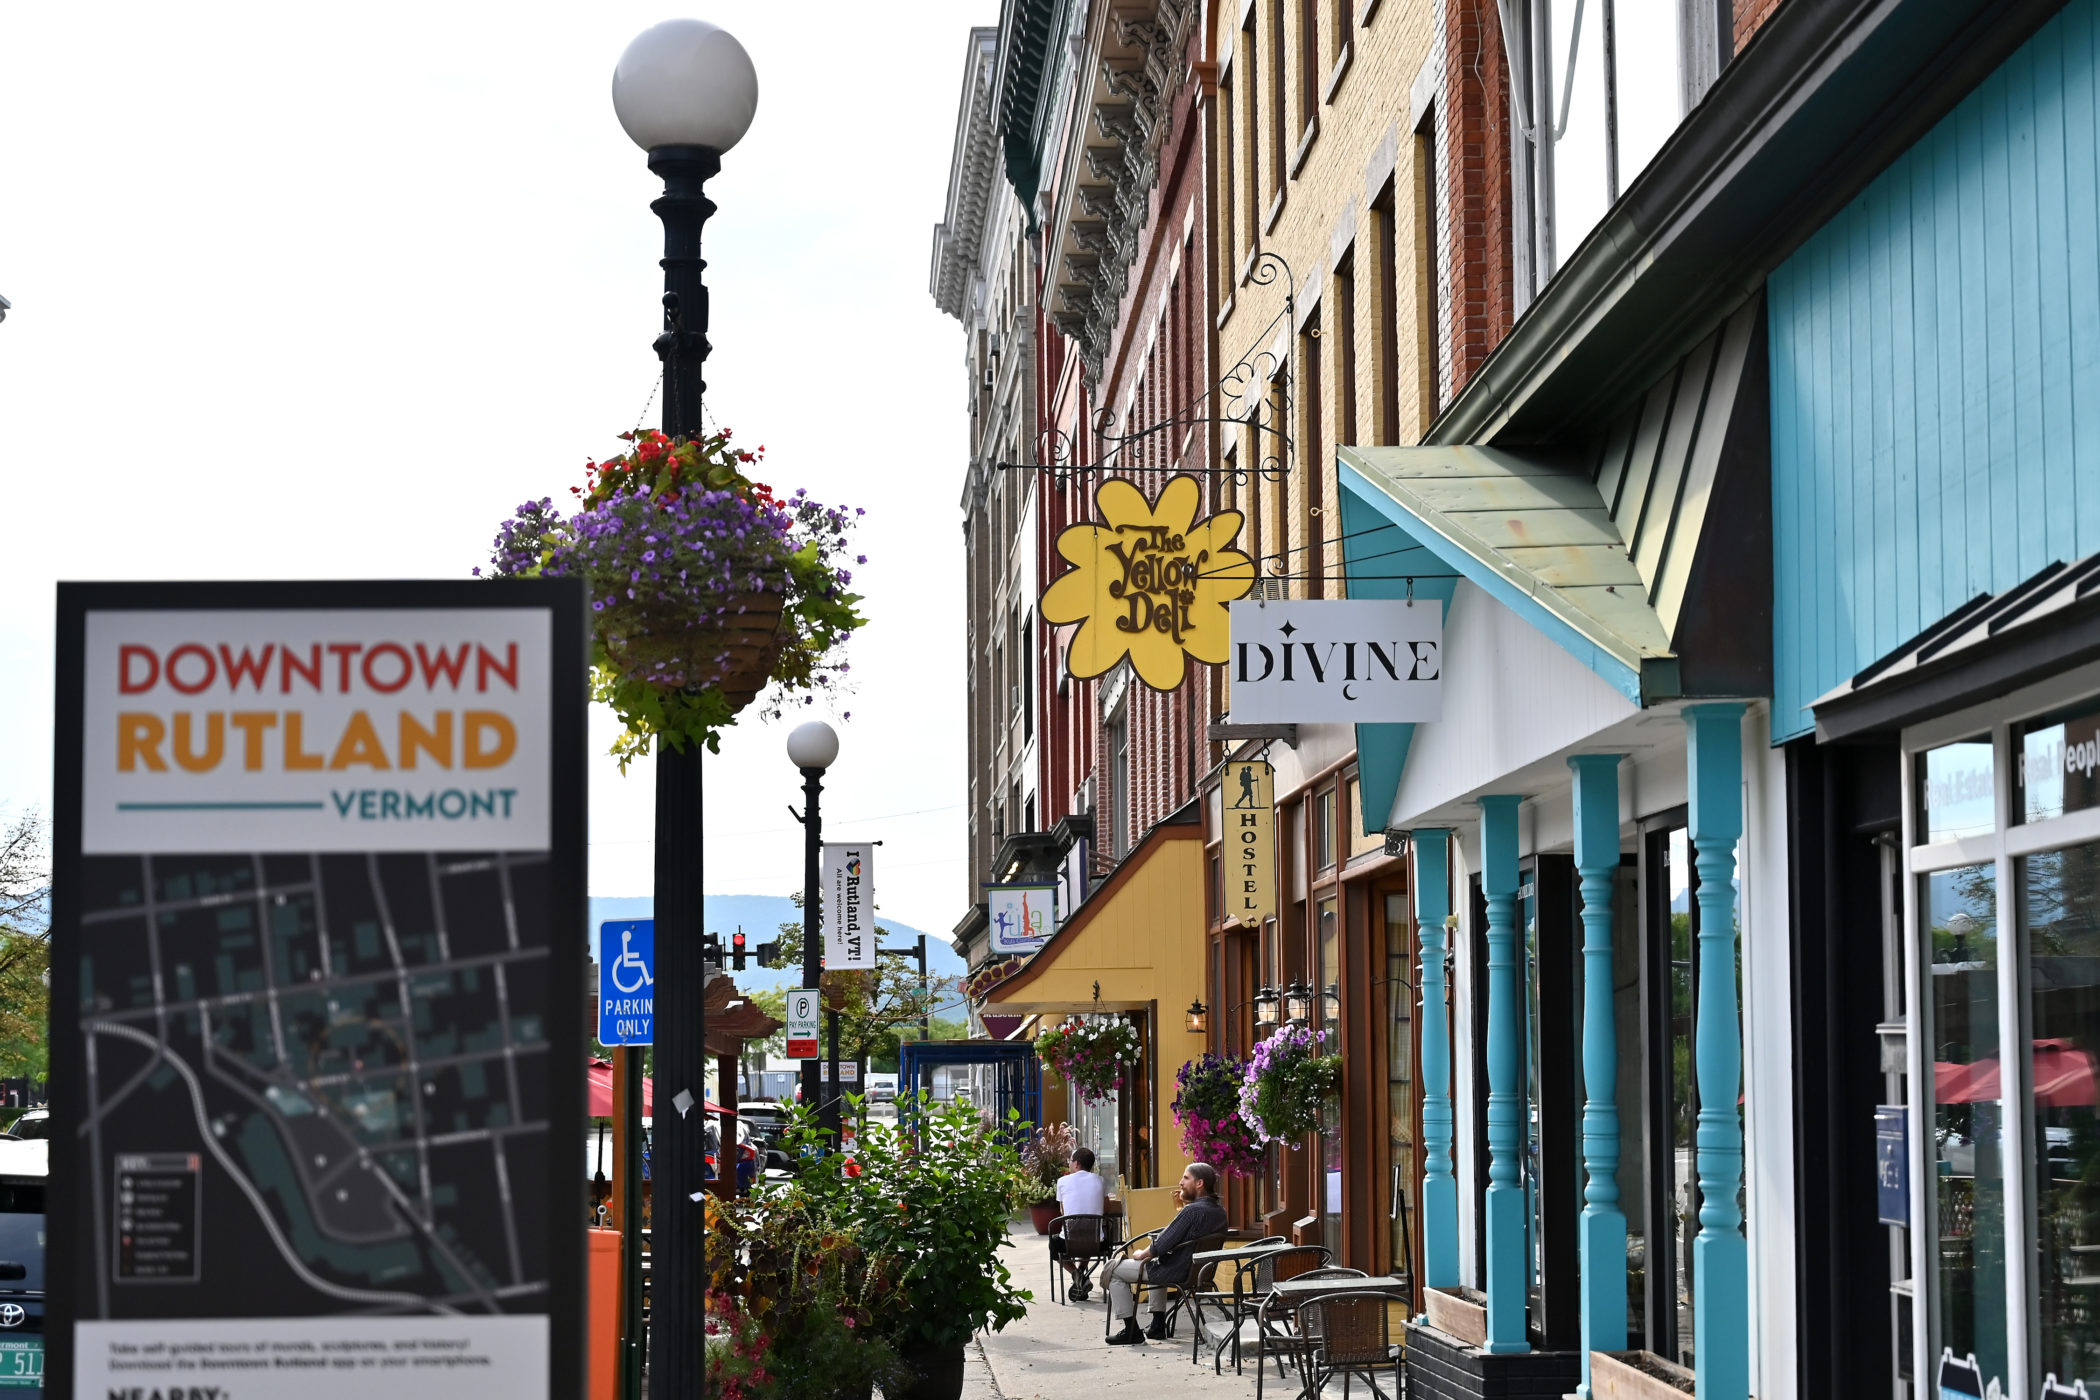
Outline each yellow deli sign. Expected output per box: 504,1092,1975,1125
82,609,551,854
1224,760,1275,926
1039,474,1256,691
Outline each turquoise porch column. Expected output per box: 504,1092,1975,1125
1479,795,1527,1353
1685,705,1747,1400
1414,828,1458,1290
1570,755,1627,1394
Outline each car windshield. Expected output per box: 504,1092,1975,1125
6,1119,45,1142
0,1181,45,1293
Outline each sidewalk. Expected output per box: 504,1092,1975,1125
959,1223,1263,1400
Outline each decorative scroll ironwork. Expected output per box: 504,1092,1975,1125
1000,250,1298,489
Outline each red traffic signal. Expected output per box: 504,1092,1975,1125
731,928,747,971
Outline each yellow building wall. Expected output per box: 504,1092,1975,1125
983,832,1210,1186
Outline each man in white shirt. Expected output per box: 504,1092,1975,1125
1053,1147,1108,1300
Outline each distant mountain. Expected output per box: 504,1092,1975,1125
586,894,965,991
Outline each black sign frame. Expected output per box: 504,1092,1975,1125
48,578,588,1398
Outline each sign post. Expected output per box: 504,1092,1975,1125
597,920,654,1400
49,580,587,1400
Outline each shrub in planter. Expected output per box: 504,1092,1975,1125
1170,1052,1261,1176
1239,1025,1342,1146
1033,1017,1140,1106
480,428,863,766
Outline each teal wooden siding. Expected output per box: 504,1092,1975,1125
1769,0,2100,741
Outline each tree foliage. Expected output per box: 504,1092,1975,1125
0,811,50,1081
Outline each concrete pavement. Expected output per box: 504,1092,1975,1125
956,1224,1265,1400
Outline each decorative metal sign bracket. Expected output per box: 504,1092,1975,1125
998,250,1297,488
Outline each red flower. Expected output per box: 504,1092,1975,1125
844,1160,863,1178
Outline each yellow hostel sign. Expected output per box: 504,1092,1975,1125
1039,474,1255,691
1225,760,1275,926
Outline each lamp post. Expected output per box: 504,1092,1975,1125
787,720,840,1139
610,19,759,1399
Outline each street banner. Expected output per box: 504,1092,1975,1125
820,843,876,970
986,884,1057,955
1228,599,1443,724
598,919,655,1047
50,580,587,1400
1224,760,1276,927
785,989,820,1060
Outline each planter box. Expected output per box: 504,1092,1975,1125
1591,1351,1696,1400
1423,1287,1487,1347
1403,1322,1580,1400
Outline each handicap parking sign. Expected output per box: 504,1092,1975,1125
599,919,654,1046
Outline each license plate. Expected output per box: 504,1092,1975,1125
0,1337,41,1388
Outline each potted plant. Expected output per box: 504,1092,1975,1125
1020,1122,1079,1233
750,1097,1031,1400
1239,1024,1342,1146
1170,1052,1262,1176
1033,1016,1141,1105
479,427,864,765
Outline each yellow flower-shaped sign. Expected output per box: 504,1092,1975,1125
1040,474,1256,690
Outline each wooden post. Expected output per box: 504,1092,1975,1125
1479,795,1528,1354
1571,754,1627,1395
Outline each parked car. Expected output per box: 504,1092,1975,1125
0,1141,44,1389
4,1113,46,1142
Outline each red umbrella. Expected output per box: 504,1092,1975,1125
587,1057,658,1117
1934,1040,2098,1107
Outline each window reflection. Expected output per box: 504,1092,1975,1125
2022,840,2100,1385
1918,739,1996,843
2018,699,2100,825
1928,861,2006,1389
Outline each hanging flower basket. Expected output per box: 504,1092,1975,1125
1034,1018,1140,1106
1239,1025,1341,1147
1170,1053,1261,1177
479,428,865,765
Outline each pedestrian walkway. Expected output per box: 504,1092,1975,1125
958,1223,1263,1400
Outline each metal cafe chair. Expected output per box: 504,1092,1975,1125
1099,1227,1229,1340
1291,1290,1403,1400
1218,1244,1329,1380
1153,1231,1231,1340
1101,1229,1161,1342
1047,1213,1116,1305
1186,1238,1289,1364
1250,1268,1364,1397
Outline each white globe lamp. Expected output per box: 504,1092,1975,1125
612,19,760,153
786,720,840,772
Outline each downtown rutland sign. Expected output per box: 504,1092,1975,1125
49,581,587,1400
1227,599,1443,724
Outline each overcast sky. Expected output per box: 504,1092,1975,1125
0,2,989,940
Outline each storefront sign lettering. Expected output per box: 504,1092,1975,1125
1226,600,1444,725
1040,475,1256,691
1225,761,1275,927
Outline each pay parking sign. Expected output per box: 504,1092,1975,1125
599,919,654,1046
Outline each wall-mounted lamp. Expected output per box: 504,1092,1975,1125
1185,999,1209,1034
1253,985,1281,1031
1322,982,1341,1025
1284,980,1313,1028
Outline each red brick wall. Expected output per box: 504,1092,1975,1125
1444,0,1517,400
1734,0,1786,57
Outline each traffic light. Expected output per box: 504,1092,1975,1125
731,927,748,971
701,931,723,970
755,939,782,968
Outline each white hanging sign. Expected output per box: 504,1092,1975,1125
1227,599,1443,724
820,843,877,969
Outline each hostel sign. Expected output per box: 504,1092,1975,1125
1039,475,1256,691
1224,760,1276,927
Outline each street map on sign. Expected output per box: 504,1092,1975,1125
74,849,555,1321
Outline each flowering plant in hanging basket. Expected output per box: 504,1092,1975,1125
1170,1053,1261,1177
480,428,864,765
1239,1024,1342,1147
1033,1018,1140,1106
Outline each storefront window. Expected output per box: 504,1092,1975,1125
2022,839,2100,1385
1927,861,2006,1388
2017,698,2100,824
1319,897,1341,1259
1663,828,1697,1365
1918,738,1996,843
1316,789,1336,871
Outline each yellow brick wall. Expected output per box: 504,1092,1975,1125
1211,0,1438,603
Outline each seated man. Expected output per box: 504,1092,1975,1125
1105,1163,1227,1345
1052,1146,1107,1300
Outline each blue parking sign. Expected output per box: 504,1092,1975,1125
599,919,654,1046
